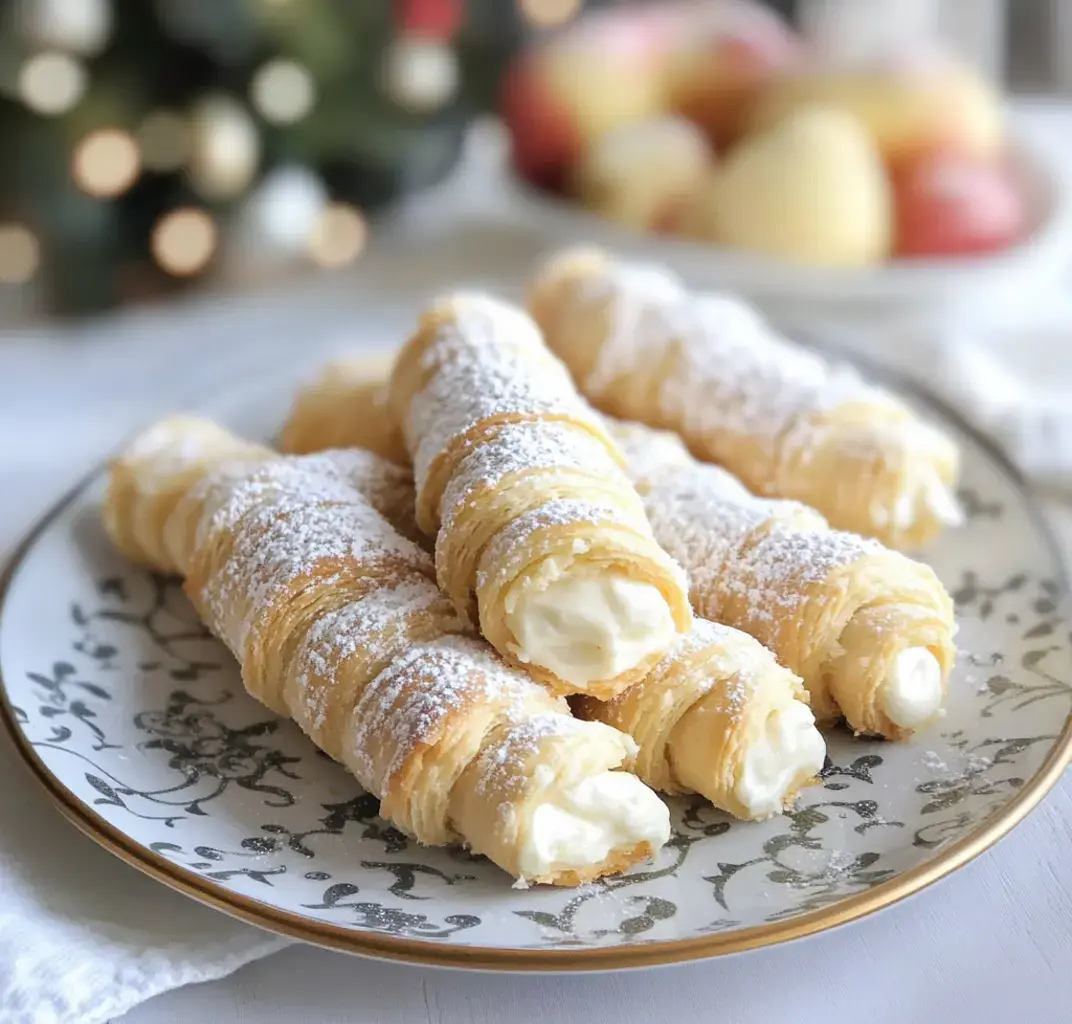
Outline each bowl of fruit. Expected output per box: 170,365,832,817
500,0,1072,321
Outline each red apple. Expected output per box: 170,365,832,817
665,0,802,149
499,12,674,190
893,150,1027,258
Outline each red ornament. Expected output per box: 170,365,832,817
395,0,463,40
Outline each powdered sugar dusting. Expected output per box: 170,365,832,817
611,435,883,626
295,576,451,732
350,634,530,788
640,463,819,601
580,263,688,400
301,448,415,532
439,421,620,532
403,296,593,501
636,618,769,713
725,528,881,623
197,455,429,647
605,419,693,489
663,295,881,460
476,498,628,591
474,713,591,796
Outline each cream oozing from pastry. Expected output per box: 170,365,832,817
892,466,964,532
518,771,670,879
505,567,677,686
880,647,943,728
736,701,826,818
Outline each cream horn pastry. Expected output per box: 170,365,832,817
608,420,957,739
280,355,406,464
388,293,693,700
527,248,962,549
576,619,825,820
279,363,828,814
280,352,409,466
102,416,671,885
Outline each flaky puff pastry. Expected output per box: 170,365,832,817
279,354,406,465
279,361,829,816
609,420,957,739
527,248,962,550
101,417,670,885
388,293,692,700
280,352,409,465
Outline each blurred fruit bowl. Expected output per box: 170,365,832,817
500,0,1072,323
506,131,1071,323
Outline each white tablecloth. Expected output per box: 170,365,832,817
3,104,1072,1024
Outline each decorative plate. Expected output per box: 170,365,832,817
2,364,1071,972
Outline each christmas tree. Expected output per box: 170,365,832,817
0,0,494,315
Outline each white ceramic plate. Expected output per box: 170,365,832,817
1,364,1071,971
508,135,1072,326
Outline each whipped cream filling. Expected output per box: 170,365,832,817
506,563,676,686
893,466,964,531
518,771,670,880
880,647,943,728
736,701,826,818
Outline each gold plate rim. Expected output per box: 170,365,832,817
3,383,1072,973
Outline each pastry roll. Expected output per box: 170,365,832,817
576,619,825,820
280,355,405,464
104,416,272,573
527,247,962,549
608,420,957,739
102,417,671,886
389,292,693,700
280,352,408,465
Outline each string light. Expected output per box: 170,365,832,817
307,202,366,268
151,208,218,276
250,60,316,125
246,166,327,249
137,110,191,172
14,0,113,55
72,129,141,198
17,51,86,115
517,0,582,29
381,37,458,112
189,95,260,200
0,225,41,284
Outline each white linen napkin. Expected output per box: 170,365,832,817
0,731,287,1024
846,298,1072,493
0,342,302,1024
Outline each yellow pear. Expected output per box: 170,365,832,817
749,61,1003,164
699,106,893,267
572,115,712,232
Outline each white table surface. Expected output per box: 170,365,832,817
3,104,1072,1024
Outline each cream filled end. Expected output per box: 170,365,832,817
518,771,670,881
736,701,827,819
505,563,677,688
880,647,944,729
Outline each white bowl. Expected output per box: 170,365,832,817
506,133,1072,330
